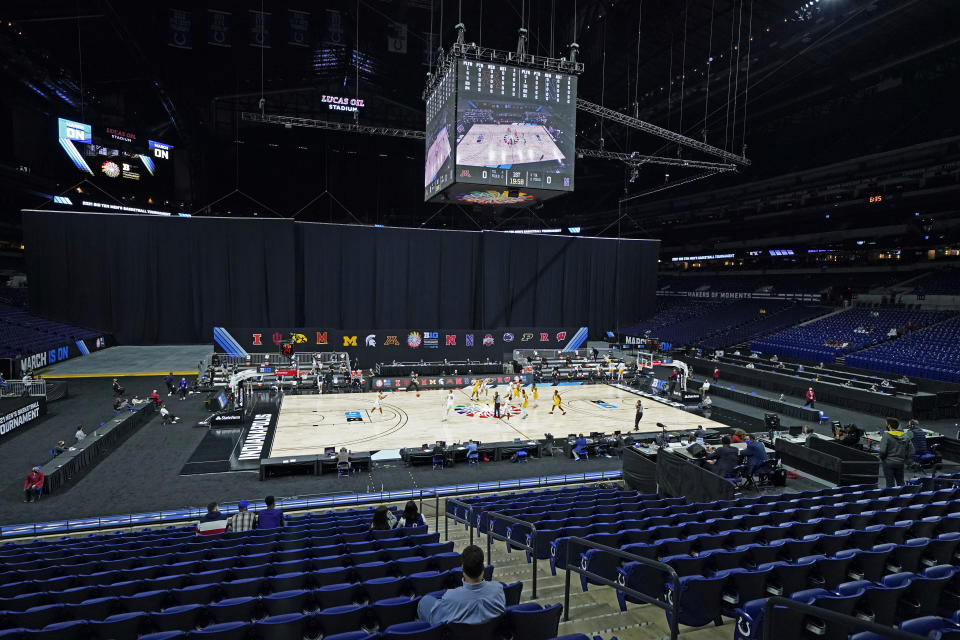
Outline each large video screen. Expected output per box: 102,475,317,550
424,64,457,201
455,60,576,192
57,117,174,189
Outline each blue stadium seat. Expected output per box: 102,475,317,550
316,604,368,637
382,621,444,639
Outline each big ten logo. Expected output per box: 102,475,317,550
344,410,363,422
48,346,69,364
342,335,358,347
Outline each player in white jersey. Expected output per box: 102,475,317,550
372,390,384,415
480,378,490,398
442,390,455,422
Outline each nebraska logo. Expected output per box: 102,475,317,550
445,334,456,346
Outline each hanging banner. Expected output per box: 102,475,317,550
207,10,232,48
323,9,344,47
249,10,272,48
288,9,310,47
387,21,408,54
168,9,193,49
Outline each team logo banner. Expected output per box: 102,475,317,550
214,327,588,361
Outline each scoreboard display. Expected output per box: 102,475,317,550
424,65,457,199
57,117,174,196
424,59,578,204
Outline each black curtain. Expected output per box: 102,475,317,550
23,212,658,344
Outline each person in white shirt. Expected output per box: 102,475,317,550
442,391,455,422
75,426,86,442
160,405,180,424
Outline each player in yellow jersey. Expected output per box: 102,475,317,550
512,380,521,399
470,379,481,401
549,389,566,415
521,389,529,408
531,382,539,400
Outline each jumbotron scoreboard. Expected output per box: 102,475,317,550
425,59,578,206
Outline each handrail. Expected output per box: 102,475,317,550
444,498,475,546
418,489,440,533
761,597,926,640
484,511,538,598
563,537,681,640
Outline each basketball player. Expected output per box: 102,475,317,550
520,389,529,419
373,390,385,415
470,379,481,401
512,380,521,400
409,372,421,397
531,382,539,408
442,390,455,422
617,362,626,382
480,378,490,398
549,390,566,415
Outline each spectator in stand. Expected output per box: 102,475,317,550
804,387,816,408
23,466,44,502
177,377,190,400
713,367,720,383
196,502,228,535
149,389,162,406
839,425,862,448
878,418,914,487
700,380,710,399
74,426,86,442
0,373,8,394
371,505,397,530
417,544,504,625
227,500,256,532
164,372,176,396
802,425,818,446
730,429,747,444
396,500,426,529
257,495,285,529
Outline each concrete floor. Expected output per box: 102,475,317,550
40,345,213,378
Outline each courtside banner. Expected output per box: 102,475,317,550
213,327,588,363
0,397,48,444
232,403,278,470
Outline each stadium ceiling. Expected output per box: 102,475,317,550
1,0,959,249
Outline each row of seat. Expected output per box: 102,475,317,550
735,565,960,640
0,573,514,632
0,549,478,602
2,508,395,554
852,614,960,640
456,484,909,537
580,525,960,592
0,528,435,572
530,490,956,565
0,601,563,640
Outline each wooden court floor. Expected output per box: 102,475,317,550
269,383,726,457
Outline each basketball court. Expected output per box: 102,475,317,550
268,383,725,457
423,126,452,187
456,124,565,167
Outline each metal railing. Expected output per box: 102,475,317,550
563,537,681,640
762,597,926,640
418,489,440,533
484,511,539,598
3,380,47,398
444,498,475,546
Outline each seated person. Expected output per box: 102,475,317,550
802,425,819,446
742,433,769,474
465,440,479,462
396,500,426,528
23,466,44,503
74,426,86,442
839,425,862,448
196,502,228,535
337,446,351,474
148,389,162,405
371,505,397,530
418,544,504,625
907,419,930,457
572,434,588,461
52,440,67,457
705,435,739,477
730,429,747,443
159,404,181,424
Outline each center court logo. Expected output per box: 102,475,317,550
454,404,521,418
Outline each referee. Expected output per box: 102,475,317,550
634,399,643,431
